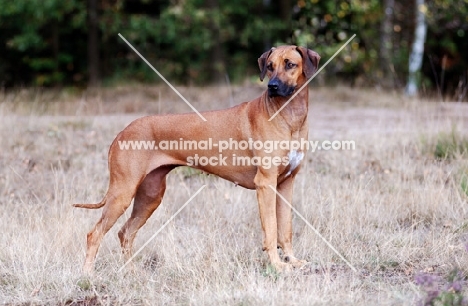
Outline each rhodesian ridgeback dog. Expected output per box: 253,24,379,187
74,45,320,274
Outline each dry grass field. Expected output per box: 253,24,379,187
0,86,467,305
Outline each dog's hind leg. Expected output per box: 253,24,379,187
118,166,174,262
83,175,142,274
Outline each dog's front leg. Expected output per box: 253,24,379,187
276,175,308,268
254,170,290,272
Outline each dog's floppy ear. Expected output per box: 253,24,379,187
258,47,275,82
296,47,320,79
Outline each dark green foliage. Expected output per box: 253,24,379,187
291,0,380,84
0,0,86,86
0,0,467,90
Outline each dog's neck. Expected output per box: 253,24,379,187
262,86,309,132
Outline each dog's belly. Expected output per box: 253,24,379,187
194,162,258,189
158,147,259,189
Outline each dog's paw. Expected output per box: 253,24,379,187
284,256,309,269
271,261,293,273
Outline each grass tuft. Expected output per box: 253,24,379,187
76,278,93,291
434,127,468,160
261,264,281,281
461,174,468,198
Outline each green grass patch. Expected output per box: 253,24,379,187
461,173,468,197
433,128,468,160
262,264,281,281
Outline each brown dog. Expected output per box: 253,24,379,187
74,45,320,273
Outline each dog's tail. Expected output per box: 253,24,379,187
73,197,106,209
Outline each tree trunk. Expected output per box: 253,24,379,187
379,0,394,88
262,0,272,50
406,0,427,96
278,0,292,24
278,0,292,42
206,0,225,83
52,19,60,85
87,0,100,87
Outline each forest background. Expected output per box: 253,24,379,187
0,0,467,100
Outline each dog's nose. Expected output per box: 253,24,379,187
268,79,279,92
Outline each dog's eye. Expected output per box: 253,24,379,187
267,63,273,71
286,62,297,69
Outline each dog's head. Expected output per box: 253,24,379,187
258,46,320,97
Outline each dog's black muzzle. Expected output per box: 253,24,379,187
267,78,295,97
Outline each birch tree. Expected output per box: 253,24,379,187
406,0,427,96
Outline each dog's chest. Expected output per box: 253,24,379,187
286,129,306,175
284,149,304,177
